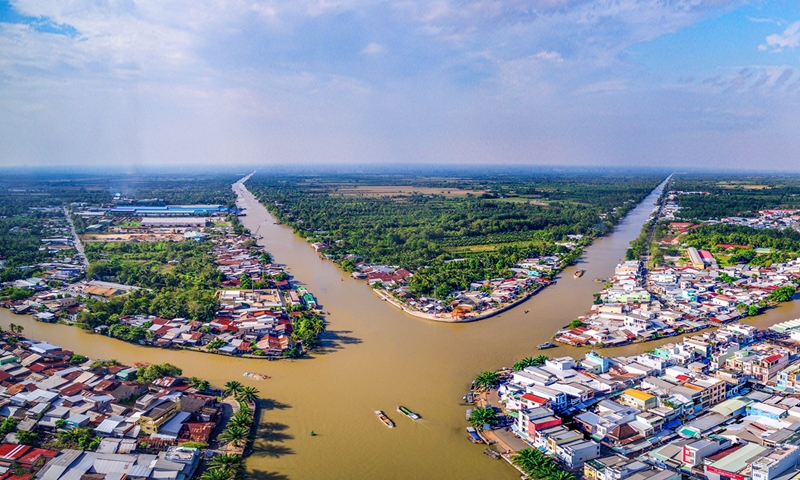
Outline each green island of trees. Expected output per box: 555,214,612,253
249,173,665,298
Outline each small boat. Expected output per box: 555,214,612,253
375,410,394,428
243,372,270,380
466,427,483,444
465,392,475,404
537,342,556,350
573,270,585,279
524,310,529,314
397,406,420,420
483,448,500,459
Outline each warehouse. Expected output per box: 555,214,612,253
140,217,207,228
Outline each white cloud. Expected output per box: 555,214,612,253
535,50,563,62
761,21,800,52
361,42,386,55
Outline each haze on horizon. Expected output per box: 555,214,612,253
1,0,799,171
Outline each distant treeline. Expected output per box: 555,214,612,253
671,174,800,220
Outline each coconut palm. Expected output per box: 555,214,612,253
200,468,233,480
235,386,259,404
190,377,211,392
219,425,248,447
548,470,577,480
309,314,326,335
228,411,252,429
473,371,498,390
222,381,243,398
468,406,498,429
207,453,244,473
511,448,541,473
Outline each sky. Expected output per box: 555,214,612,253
1,0,799,171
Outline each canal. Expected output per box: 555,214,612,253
3,176,800,479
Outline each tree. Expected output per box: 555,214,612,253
567,319,585,329
207,453,244,473
136,363,182,384
70,354,88,365
190,377,211,392
473,371,499,390
235,386,259,404
223,381,243,398
512,356,549,371
57,427,100,450
0,418,19,436
219,425,248,447
15,430,38,445
549,471,577,480
228,411,253,430
201,469,234,480
55,419,67,429
468,407,499,429
512,448,542,473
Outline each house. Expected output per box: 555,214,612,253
619,389,658,411
137,399,182,435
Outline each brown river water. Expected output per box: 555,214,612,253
3,176,800,479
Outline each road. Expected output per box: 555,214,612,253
638,174,673,286
63,207,89,269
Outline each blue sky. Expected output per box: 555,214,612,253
1,0,799,170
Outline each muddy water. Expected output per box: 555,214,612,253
5,176,800,479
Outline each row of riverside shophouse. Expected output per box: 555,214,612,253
494,322,800,480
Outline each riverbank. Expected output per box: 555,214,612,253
0,329,258,480
2,177,325,361
372,284,546,323
466,323,800,479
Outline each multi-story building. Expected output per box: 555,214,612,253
619,389,658,411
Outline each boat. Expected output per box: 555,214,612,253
537,342,556,350
466,426,483,444
464,392,474,404
483,448,501,459
243,372,270,380
524,310,529,314
375,410,395,428
397,405,420,420
573,269,585,278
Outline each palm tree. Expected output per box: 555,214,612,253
548,470,576,480
309,315,326,335
531,355,548,366
468,406,498,429
190,377,211,392
219,425,248,447
512,357,535,371
200,469,233,480
222,381,243,398
228,411,252,429
235,386,259,404
207,453,244,473
473,371,498,390
512,448,541,473
8,323,17,336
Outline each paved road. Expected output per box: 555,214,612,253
63,207,89,269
